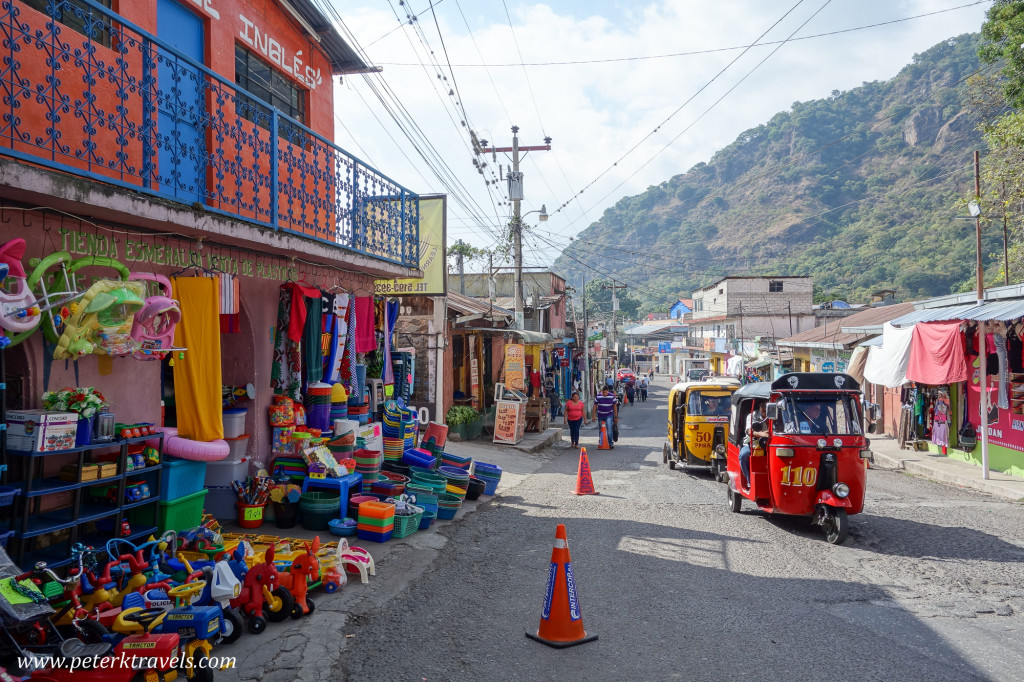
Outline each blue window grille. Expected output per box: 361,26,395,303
0,0,419,267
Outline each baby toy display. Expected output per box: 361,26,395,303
0,525,376,676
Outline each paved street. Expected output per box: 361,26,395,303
228,378,1024,681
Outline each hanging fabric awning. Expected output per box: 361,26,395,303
846,345,869,384
905,321,968,385
863,322,915,388
725,355,744,376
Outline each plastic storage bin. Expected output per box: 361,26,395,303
158,489,208,532
223,434,250,462
203,486,237,521
160,457,208,501
205,459,249,488
222,408,247,439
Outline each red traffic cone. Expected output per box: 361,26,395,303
597,422,612,450
526,524,598,648
573,448,599,495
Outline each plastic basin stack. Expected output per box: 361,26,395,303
473,462,503,496
439,452,472,470
436,493,463,520
357,500,395,542
353,448,382,490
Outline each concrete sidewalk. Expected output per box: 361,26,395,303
870,435,1024,502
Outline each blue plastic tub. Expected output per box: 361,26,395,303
402,450,436,469
357,528,393,543
418,511,436,529
436,506,457,520
160,457,208,501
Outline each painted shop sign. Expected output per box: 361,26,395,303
58,228,298,281
238,14,324,90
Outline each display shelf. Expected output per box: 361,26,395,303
121,496,159,511
18,544,77,569
6,428,165,564
13,473,123,498
8,433,161,458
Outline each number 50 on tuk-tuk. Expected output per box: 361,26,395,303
663,380,739,481
725,373,872,545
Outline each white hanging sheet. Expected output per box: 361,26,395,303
862,322,915,388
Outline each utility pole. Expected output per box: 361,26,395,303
975,150,990,480
738,302,745,378
603,281,627,367
581,274,590,411
456,239,466,294
487,253,494,320
1002,180,1010,286
787,301,793,336
479,127,551,329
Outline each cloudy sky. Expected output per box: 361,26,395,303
327,0,992,270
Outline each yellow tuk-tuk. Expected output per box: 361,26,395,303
663,380,738,480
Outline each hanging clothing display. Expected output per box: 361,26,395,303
992,331,1010,409
272,285,302,401
303,294,323,385
905,321,968,385
354,296,377,353
171,276,224,441
326,293,350,384
863,322,915,388
931,392,950,448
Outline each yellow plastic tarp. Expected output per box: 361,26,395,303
172,276,223,441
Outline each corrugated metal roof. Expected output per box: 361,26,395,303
888,299,1024,325
447,292,511,317
778,302,914,349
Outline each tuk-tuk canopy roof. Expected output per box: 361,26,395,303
732,373,861,405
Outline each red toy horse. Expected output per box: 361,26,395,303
229,546,294,634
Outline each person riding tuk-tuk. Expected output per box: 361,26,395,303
663,380,738,479
725,373,871,544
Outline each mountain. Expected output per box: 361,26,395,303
552,34,1000,307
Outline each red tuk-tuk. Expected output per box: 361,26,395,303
725,373,870,544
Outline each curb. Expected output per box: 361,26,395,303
511,428,563,453
869,444,1024,502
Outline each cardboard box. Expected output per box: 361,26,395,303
61,464,99,482
7,410,79,452
98,463,118,479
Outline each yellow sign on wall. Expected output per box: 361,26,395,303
505,343,525,391
375,195,447,295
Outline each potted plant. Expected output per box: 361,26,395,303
42,387,108,446
445,405,479,441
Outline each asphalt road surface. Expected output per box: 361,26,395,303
299,380,1024,680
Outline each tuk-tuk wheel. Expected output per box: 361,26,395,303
668,459,676,470
663,443,669,464
727,486,742,513
823,508,849,545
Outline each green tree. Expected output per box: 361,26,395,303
979,1,1024,109
584,278,641,320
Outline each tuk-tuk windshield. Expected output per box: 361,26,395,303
688,391,732,416
777,394,862,435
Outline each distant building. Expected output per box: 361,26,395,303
670,299,693,320
688,276,816,374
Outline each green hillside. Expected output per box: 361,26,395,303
552,34,1002,307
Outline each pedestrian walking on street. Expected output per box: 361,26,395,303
595,385,618,448
564,391,587,449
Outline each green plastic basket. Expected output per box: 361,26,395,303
392,510,423,539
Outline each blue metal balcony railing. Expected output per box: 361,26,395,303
0,0,419,267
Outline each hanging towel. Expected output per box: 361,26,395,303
863,322,914,388
346,295,358,395
304,293,323,385
354,296,377,353
172,276,224,441
905,321,968,385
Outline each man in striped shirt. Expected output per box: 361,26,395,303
594,385,619,448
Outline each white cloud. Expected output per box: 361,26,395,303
330,0,991,263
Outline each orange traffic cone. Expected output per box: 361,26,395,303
572,448,599,496
526,524,598,648
597,422,612,450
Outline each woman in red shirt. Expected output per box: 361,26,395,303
563,391,587,449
